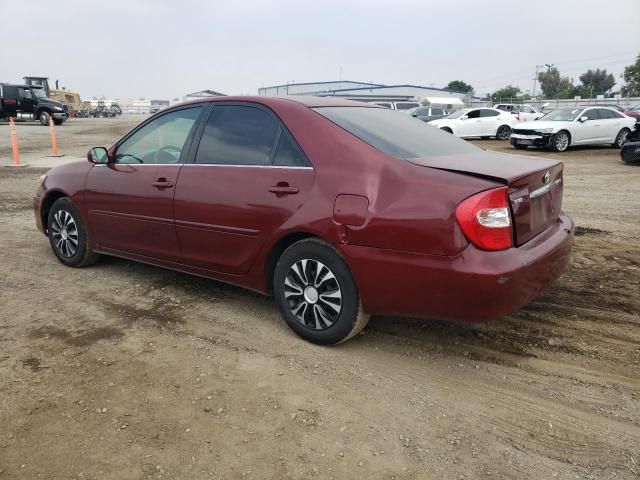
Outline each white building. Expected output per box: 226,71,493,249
258,80,470,110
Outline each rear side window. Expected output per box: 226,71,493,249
480,109,499,117
314,106,479,159
195,105,279,165
432,108,444,115
273,132,310,167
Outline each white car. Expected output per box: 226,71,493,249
494,103,545,122
429,107,516,140
510,106,636,152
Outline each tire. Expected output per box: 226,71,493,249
53,118,64,126
613,128,630,148
39,111,51,126
496,125,512,140
441,127,453,134
273,239,370,345
47,198,100,267
550,131,570,152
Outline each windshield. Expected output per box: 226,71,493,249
314,106,479,159
32,89,47,99
540,108,582,121
447,109,468,119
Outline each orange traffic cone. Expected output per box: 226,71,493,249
48,116,62,157
9,117,20,165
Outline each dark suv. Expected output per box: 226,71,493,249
0,83,68,125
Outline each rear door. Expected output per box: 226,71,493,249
599,109,625,141
173,103,315,275
84,105,204,261
479,108,501,135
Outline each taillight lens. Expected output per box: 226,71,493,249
455,187,513,251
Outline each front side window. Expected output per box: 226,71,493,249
432,108,444,116
395,102,420,110
115,107,202,164
582,109,601,121
18,88,33,99
195,105,279,165
467,110,481,119
314,106,478,159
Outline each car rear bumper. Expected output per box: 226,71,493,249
510,133,552,148
342,213,574,321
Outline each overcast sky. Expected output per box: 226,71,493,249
2,0,638,100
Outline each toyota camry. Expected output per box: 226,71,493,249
33,96,574,344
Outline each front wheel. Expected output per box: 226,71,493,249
39,111,51,126
550,131,570,152
273,239,369,345
496,125,512,140
47,198,101,267
613,128,630,148
53,118,64,126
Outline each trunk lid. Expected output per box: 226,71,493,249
408,151,563,246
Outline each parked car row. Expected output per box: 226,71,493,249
414,102,637,152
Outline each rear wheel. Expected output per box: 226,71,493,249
496,125,511,140
273,239,369,345
613,128,630,148
47,198,100,267
550,131,570,152
39,111,51,126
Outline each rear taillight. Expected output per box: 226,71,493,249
455,187,513,251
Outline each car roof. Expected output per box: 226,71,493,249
180,95,374,109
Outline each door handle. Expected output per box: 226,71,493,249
151,180,174,189
268,185,299,195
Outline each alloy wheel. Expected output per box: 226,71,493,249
556,133,569,151
497,125,511,140
617,130,629,147
284,259,342,330
51,209,79,258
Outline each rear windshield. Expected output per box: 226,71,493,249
314,106,478,159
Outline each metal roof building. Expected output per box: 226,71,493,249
258,80,471,108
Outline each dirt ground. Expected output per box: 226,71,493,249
0,117,639,479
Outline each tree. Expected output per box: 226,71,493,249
445,80,474,93
578,69,615,96
621,54,640,97
537,68,574,99
491,85,521,102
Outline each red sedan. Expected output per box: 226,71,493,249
33,96,573,344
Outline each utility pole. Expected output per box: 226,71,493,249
545,63,555,72
532,65,544,99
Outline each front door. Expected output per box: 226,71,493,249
572,108,601,144
173,103,315,275
457,109,482,137
84,106,204,261
17,87,37,113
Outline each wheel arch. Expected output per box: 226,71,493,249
40,189,69,233
264,231,326,293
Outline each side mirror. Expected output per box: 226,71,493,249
579,116,588,123
460,115,469,120
88,147,109,164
